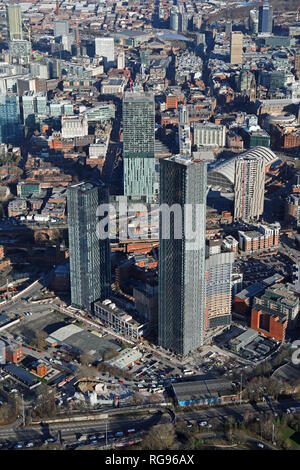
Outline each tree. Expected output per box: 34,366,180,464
141,424,176,450
35,330,48,349
32,385,57,419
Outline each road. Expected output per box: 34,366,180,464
0,411,164,448
1,396,298,449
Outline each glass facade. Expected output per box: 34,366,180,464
67,182,111,313
0,94,22,144
123,91,155,198
258,1,273,33
158,156,207,356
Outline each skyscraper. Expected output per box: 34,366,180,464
158,155,208,356
230,32,243,64
234,154,265,222
123,91,156,200
0,94,22,144
249,9,259,34
7,5,23,41
67,182,111,313
178,105,191,156
258,0,273,33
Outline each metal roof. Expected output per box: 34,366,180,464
208,146,278,186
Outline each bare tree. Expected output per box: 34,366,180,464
141,424,176,450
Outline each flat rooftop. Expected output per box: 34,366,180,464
172,377,234,402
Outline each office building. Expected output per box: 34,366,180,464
158,155,208,356
7,5,23,41
67,182,111,313
9,40,31,61
234,154,265,222
258,0,273,33
230,32,243,64
0,94,22,145
193,122,226,148
249,10,259,34
22,92,48,127
225,21,232,37
117,51,125,70
61,115,88,138
123,91,156,199
95,37,115,68
205,252,235,329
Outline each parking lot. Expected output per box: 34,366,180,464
233,253,290,287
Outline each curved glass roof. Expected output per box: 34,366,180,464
207,146,278,187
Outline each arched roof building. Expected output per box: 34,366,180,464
207,146,278,192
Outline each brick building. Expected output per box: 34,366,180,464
5,344,23,363
238,223,280,253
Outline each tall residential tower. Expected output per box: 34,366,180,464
7,5,23,41
234,154,265,222
123,91,156,200
67,182,111,313
158,155,208,355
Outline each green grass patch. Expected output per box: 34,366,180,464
279,426,299,448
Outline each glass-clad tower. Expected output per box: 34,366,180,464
0,94,22,144
258,0,273,33
158,155,207,356
67,182,111,313
123,91,155,200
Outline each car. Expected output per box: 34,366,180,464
14,443,23,449
25,442,34,448
198,421,208,427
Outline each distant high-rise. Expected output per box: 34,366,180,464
225,21,232,37
169,7,188,33
178,105,191,156
230,32,243,64
123,91,155,199
95,37,115,68
158,155,208,356
249,9,259,34
117,51,125,70
7,5,23,41
234,154,265,222
170,7,180,31
258,0,273,33
67,182,111,313
205,252,235,329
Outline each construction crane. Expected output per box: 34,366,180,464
23,23,31,41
